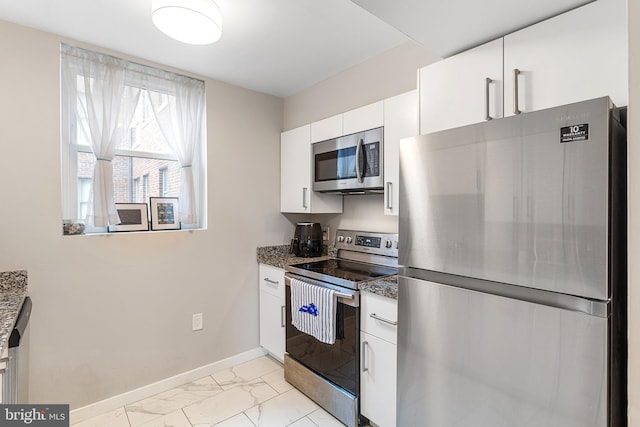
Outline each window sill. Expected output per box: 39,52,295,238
62,225,203,236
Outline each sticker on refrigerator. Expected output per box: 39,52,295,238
560,124,589,143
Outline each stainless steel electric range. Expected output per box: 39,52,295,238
284,229,398,427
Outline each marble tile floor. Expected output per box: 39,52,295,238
71,356,350,427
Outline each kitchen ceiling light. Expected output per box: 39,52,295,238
152,0,222,45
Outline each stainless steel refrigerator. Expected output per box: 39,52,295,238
397,97,627,427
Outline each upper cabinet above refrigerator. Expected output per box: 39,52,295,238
419,0,627,134
503,0,627,117
419,39,503,135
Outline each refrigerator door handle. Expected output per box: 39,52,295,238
400,268,609,318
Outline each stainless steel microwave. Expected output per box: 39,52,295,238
312,127,384,194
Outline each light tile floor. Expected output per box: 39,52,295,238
71,356,347,427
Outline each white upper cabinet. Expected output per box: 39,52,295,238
343,101,384,135
420,39,503,135
503,0,627,116
280,124,343,213
384,90,418,216
311,114,343,143
420,0,627,133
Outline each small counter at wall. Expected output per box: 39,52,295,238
256,245,331,269
0,271,28,357
257,246,398,300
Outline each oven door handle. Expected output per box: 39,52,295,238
284,274,359,307
334,291,354,300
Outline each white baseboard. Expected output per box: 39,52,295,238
70,347,267,424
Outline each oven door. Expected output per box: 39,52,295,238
313,127,383,193
284,274,361,396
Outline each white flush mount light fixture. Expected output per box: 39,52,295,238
152,0,222,45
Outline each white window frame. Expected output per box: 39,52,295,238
61,45,207,233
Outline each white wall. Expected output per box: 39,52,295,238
283,41,438,234
0,20,292,408
283,41,439,131
628,1,639,424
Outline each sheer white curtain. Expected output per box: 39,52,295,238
61,45,141,227
148,77,205,225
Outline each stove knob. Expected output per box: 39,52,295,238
345,236,352,244
385,240,392,248
337,235,345,243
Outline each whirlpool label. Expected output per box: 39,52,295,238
561,124,589,143
0,405,68,426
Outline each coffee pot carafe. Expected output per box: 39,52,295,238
290,222,323,257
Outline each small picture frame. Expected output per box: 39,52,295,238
108,203,149,232
150,197,181,231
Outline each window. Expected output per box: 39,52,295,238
61,44,206,232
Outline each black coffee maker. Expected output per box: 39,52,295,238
290,222,323,257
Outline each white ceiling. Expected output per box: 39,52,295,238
351,0,594,57
0,0,594,98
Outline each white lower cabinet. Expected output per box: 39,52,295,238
360,292,397,427
259,264,285,362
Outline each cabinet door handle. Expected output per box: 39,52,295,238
263,278,279,288
485,77,493,121
281,305,286,328
361,340,369,372
386,182,393,209
513,68,522,115
370,312,398,326
302,187,308,209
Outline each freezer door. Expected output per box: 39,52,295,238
397,276,608,427
399,96,625,300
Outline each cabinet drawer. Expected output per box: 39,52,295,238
259,264,285,298
361,292,398,344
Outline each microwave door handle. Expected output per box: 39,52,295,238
355,138,364,183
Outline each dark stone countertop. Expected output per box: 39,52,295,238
256,245,330,269
0,270,28,356
257,246,398,300
359,275,398,300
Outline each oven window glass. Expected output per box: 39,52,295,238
286,286,360,396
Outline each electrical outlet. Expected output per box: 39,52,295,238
322,227,330,241
192,313,203,331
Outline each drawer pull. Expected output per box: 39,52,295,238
263,278,279,288
370,313,397,326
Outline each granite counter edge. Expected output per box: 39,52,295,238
0,270,29,357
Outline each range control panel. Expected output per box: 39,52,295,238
335,229,398,257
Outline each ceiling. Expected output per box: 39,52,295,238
0,0,593,98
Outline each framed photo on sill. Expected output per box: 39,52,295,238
108,203,149,232
150,197,181,231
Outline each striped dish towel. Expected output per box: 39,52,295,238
290,278,337,344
